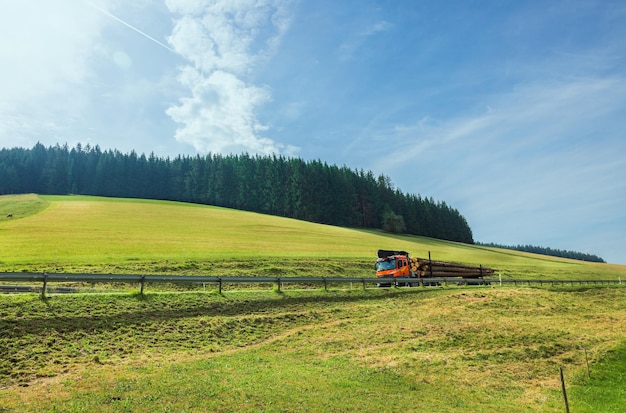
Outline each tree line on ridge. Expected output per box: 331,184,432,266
475,242,605,263
0,143,474,243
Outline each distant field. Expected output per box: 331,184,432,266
1,194,626,412
0,194,624,280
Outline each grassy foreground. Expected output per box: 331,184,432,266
1,194,626,411
1,287,625,412
0,194,624,280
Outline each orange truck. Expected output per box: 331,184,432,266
375,249,494,287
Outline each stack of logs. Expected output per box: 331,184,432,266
410,257,495,279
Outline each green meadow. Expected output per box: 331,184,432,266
0,194,624,280
1,194,626,412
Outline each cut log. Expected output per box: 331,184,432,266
409,256,496,278
416,259,486,270
424,267,494,274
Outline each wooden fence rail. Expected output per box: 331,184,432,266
0,272,623,298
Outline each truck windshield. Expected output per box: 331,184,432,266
376,259,396,271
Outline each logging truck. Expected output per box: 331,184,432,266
375,249,494,287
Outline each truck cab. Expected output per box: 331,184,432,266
375,250,412,282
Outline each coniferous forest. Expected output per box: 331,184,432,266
475,242,605,263
0,143,474,243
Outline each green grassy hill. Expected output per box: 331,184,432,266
1,194,625,412
0,194,624,280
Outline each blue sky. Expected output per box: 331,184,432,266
1,0,625,264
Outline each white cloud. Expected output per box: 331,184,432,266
165,0,297,155
167,68,275,153
0,0,163,148
0,0,108,143
338,20,392,61
381,76,626,165
0,1,102,101
380,75,626,261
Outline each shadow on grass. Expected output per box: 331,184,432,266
2,288,434,338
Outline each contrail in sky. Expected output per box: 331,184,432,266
84,1,176,53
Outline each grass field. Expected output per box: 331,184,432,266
1,287,625,412
1,194,624,280
1,194,626,412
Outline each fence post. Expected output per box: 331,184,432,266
140,275,146,296
560,367,570,413
323,277,327,291
362,278,366,290
41,272,48,300
584,347,591,379
276,277,281,292
428,251,433,278
218,277,222,294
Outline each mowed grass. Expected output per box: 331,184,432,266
0,194,49,220
1,287,626,412
0,194,624,280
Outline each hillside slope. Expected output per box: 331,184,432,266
0,194,624,280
